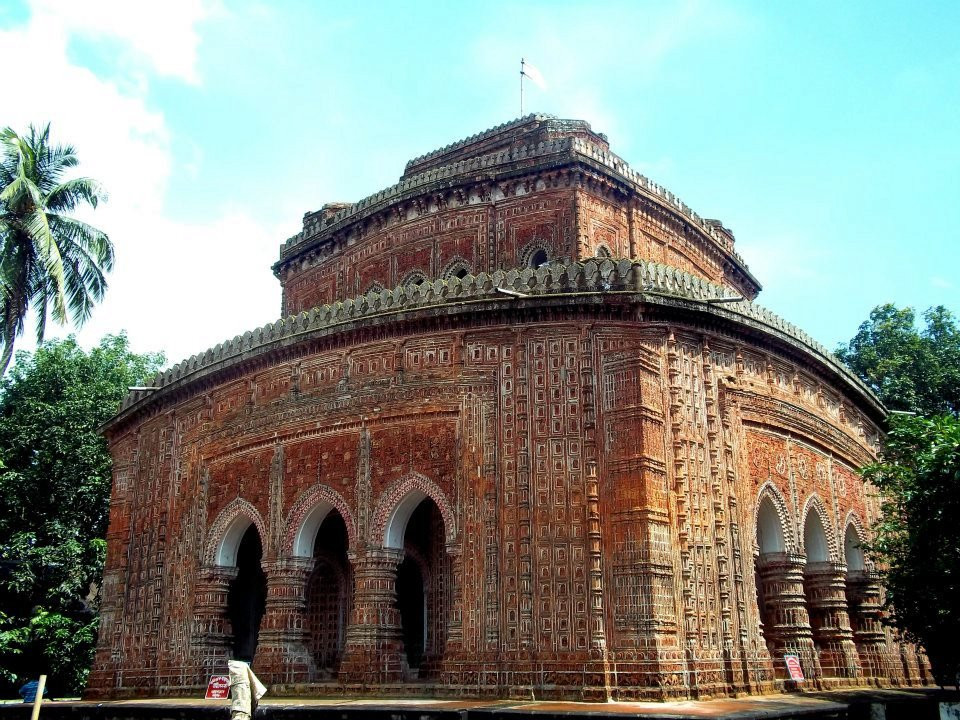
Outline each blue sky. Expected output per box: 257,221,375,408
1,0,957,365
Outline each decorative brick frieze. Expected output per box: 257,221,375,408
91,117,927,701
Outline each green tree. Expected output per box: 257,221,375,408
836,304,960,415
0,124,114,374
0,334,164,697
861,414,960,686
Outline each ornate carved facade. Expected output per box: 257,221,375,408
89,115,929,700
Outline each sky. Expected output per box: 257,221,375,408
0,0,957,367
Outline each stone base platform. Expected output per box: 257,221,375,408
0,689,955,720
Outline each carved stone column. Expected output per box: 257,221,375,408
804,561,860,681
191,565,238,679
338,547,407,684
256,557,316,685
756,552,821,683
845,570,903,683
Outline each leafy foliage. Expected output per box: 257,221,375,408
861,414,960,685
0,124,114,374
836,303,960,415
0,334,164,697
840,304,960,682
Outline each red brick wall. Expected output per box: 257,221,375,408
92,314,906,700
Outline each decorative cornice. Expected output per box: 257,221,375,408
275,126,759,292
107,258,881,433
403,113,557,174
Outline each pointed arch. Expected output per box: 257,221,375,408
371,472,457,550
594,244,612,259
401,270,428,287
800,494,839,562
440,257,472,281
205,498,267,567
284,483,357,557
754,482,795,554
843,512,869,571
518,240,551,269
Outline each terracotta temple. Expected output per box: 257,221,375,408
89,115,930,700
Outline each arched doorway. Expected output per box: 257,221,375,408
394,498,448,678
802,508,831,673
753,493,822,680
844,522,885,679
804,507,858,680
305,511,352,676
755,496,786,651
227,525,267,662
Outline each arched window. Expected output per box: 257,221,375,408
441,260,472,281
402,270,428,287
529,248,549,268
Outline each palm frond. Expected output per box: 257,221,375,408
0,123,112,355
47,215,114,272
0,166,43,211
45,177,106,213
33,284,48,342
61,254,98,326
21,207,67,321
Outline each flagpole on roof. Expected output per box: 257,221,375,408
520,58,525,115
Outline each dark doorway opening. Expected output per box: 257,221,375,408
395,498,449,677
306,511,351,676
227,525,266,663
396,555,425,669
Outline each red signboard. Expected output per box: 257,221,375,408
205,675,230,699
784,654,805,682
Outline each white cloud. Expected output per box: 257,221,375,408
71,209,284,364
931,276,955,290
1,1,282,364
1,5,178,217
29,0,214,84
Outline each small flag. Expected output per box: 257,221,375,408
522,59,547,90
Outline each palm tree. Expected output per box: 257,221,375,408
0,124,114,373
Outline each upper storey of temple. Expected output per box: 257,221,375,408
273,114,761,316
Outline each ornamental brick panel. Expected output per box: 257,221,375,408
89,114,929,700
